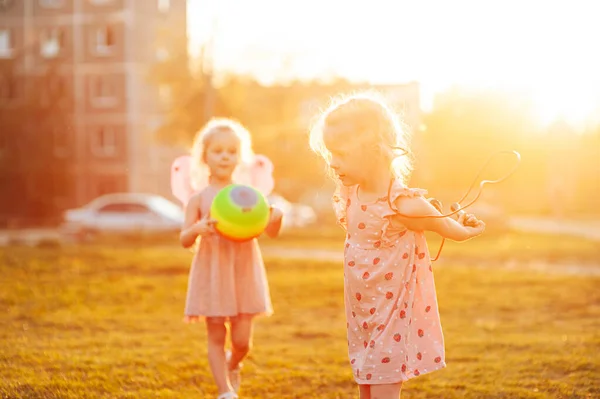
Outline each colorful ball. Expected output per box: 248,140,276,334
210,184,271,241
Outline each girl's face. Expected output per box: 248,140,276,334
323,124,375,187
204,130,241,180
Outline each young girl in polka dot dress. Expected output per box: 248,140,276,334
309,93,486,399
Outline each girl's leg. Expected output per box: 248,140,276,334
205,317,233,395
358,384,371,399
229,314,254,368
369,382,402,399
226,314,254,392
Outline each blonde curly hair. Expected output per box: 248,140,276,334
309,91,414,184
190,118,255,189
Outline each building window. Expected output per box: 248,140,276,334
158,0,170,13
89,75,117,108
0,29,14,58
94,26,115,56
40,28,65,58
91,126,116,157
39,0,66,9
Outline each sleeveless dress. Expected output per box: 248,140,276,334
333,179,446,384
183,185,273,322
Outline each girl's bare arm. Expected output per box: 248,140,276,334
392,196,485,242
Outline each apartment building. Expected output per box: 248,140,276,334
0,0,185,224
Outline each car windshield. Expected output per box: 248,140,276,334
147,196,184,221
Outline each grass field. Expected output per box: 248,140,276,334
1,234,599,398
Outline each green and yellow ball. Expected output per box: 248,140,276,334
210,184,271,241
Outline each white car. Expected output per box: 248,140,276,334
267,193,317,229
61,193,184,240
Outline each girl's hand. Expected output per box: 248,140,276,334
392,195,482,242
458,213,486,238
193,216,217,236
269,206,283,224
457,211,479,227
264,206,283,238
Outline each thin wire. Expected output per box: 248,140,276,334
388,150,522,261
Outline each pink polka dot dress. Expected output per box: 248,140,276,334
333,179,446,385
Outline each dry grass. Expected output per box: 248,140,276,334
0,236,598,398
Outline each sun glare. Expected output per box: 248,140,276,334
530,86,599,128
187,0,600,130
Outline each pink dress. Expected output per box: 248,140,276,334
184,185,273,322
333,179,446,384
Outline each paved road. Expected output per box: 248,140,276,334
1,217,599,247
259,246,600,277
508,217,600,241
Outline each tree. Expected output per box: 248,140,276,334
570,124,600,215
0,46,72,227
420,88,535,204
148,27,233,147
420,87,600,216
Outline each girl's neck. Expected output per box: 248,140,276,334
209,175,233,189
359,166,393,194
357,167,393,203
